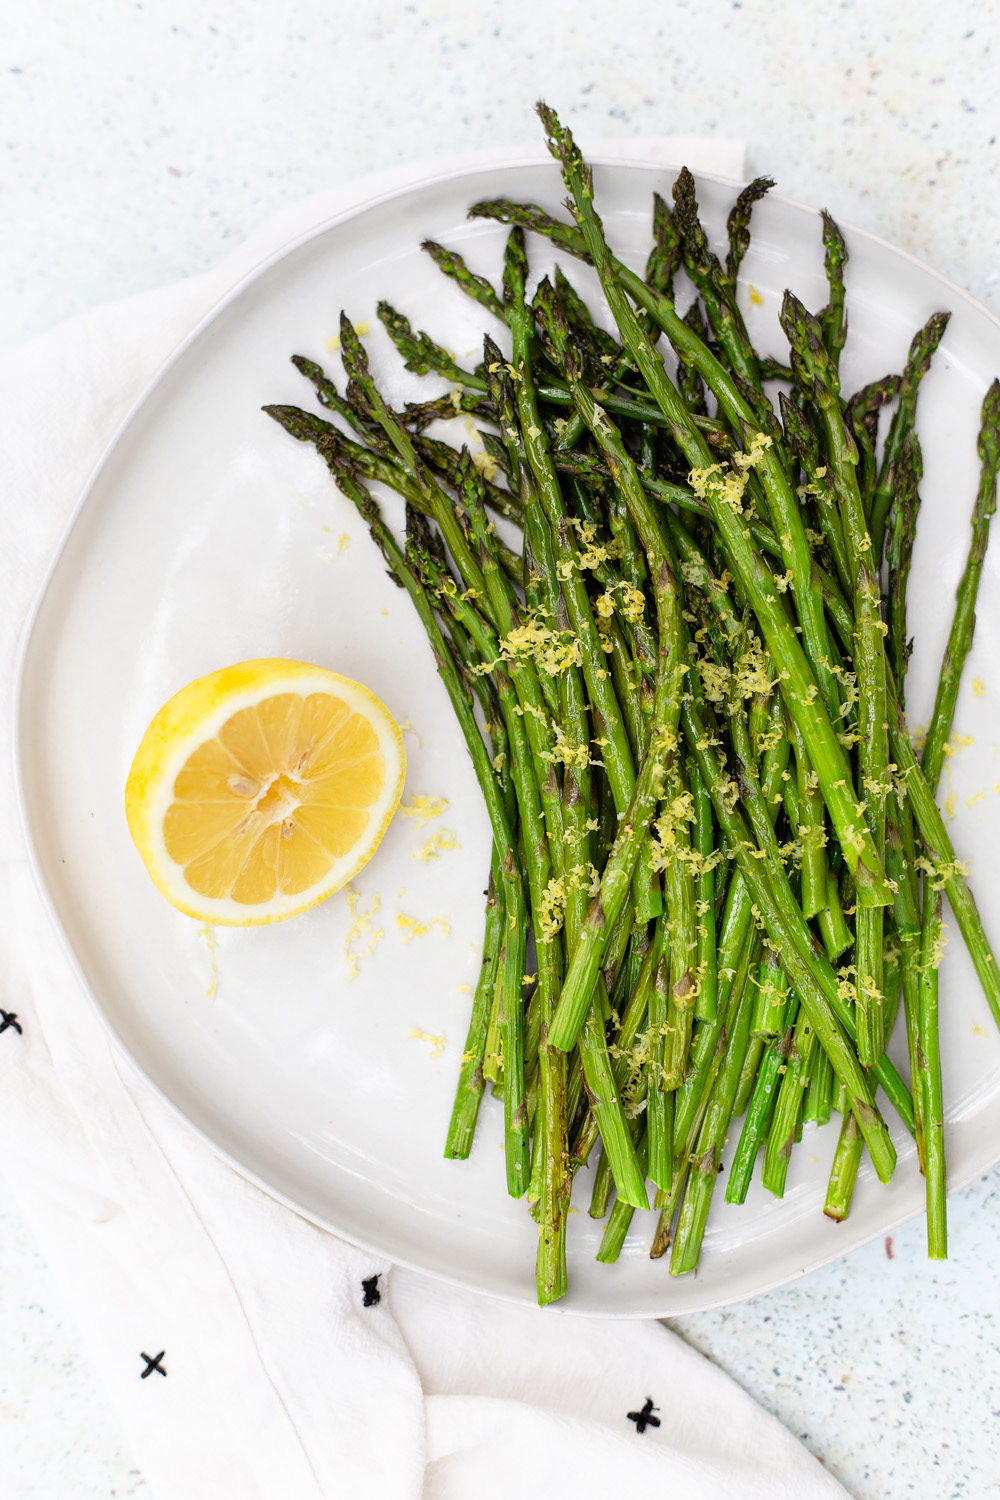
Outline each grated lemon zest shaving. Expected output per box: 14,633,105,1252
408,1028,446,1058
398,793,448,828
344,886,384,981
199,923,219,1000
397,911,451,943
413,829,461,863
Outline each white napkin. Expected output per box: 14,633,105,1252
0,137,850,1500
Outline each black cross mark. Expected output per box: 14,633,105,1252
0,1010,22,1036
140,1351,167,1379
361,1274,381,1307
627,1396,660,1434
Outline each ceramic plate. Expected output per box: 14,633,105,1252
16,159,1000,1315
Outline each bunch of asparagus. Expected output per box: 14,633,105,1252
265,103,1000,1306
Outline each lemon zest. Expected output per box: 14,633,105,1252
408,1028,446,1058
412,830,461,863
344,887,384,981
396,911,451,943
398,793,448,828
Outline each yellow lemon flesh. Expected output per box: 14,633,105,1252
125,659,405,925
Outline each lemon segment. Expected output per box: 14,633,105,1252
125,659,406,925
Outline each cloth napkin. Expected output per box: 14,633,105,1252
0,136,851,1500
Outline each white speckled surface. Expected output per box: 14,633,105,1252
3,3,1000,1496
0,1176,149,1499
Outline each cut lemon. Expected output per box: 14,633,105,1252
125,659,405,926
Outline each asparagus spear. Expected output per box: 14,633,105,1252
921,379,1000,795
818,209,849,370
726,176,775,282
885,431,922,703
726,977,796,1205
445,859,503,1158
781,289,890,1065
869,311,951,562
670,978,754,1273
919,888,948,1258
762,1008,815,1198
889,695,1000,1032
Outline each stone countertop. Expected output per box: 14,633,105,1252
3,3,1000,1496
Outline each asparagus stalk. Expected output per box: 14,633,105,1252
445,860,503,1158
725,987,797,1205
781,289,890,1065
870,311,951,562
885,431,922,704
691,758,719,1022
726,176,775,282
889,698,1000,1032
818,209,848,370
919,888,948,1258
921,379,1000,795
761,1009,816,1198
670,979,754,1274
824,1112,863,1221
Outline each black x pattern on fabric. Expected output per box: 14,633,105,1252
627,1397,661,1434
140,1351,167,1379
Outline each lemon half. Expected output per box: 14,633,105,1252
125,659,405,925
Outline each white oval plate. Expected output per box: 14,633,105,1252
16,160,1000,1315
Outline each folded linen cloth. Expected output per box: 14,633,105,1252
0,136,850,1499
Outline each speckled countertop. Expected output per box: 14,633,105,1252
3,3,1000,1497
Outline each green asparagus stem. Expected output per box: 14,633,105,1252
818,210,849,370
781,289,890,1064
733,946,789,1116
804,1042,834,1127
824,1111,863,1221
497,887,530,1198
691,757,719,1021
790,717,828,921
421,238,506,320
885,431,922,704
726,176,775,282
847,372,901,513
647,939,674,1191
445,861,503,1157
672,165,759,387
921,379,1000,795
816,871,854,963
670,979,754,1274
870,310,951,562
725,996,798,1205
919,888,948,1258
889,699,1000,1032
596,1126,650,1264
762,1008,816,1197
548,715,675,1053
886,802,927,1172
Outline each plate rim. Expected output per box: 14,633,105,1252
13,153,1000,1317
